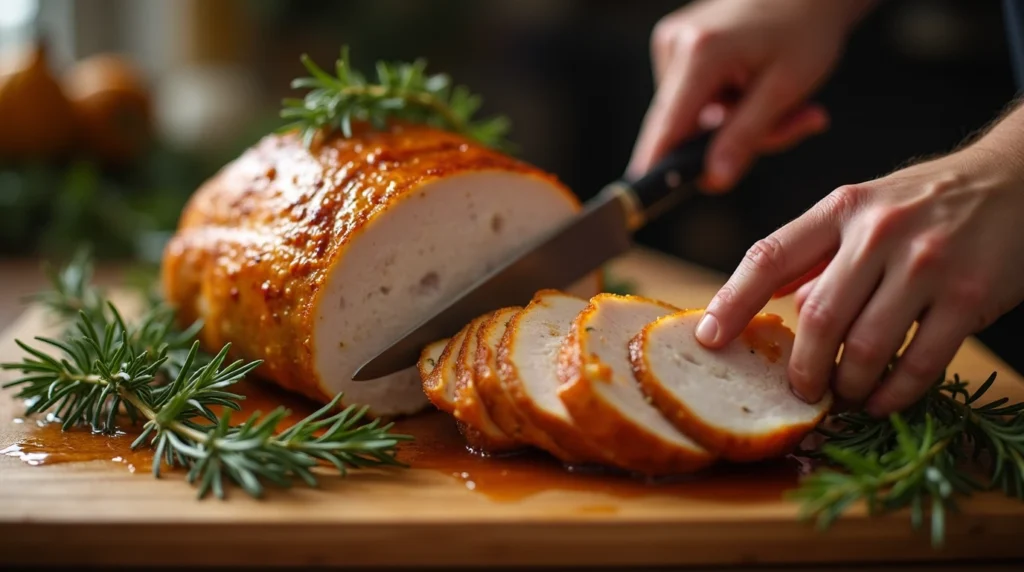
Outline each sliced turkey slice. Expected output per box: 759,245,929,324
474,306,580,460
421,326,468,414
557,294,715,475
452,312,524,454
417,338,448,383
498,290,614,465
629,310,831,462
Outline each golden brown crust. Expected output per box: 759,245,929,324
629,311,828,463
497,290,614,465
416,339,448,383
472,308,528,436
453,313,523,454
475,306,584,461
422,326,469,414
160,122,579,406
555,294,716,476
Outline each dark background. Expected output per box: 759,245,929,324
254,0,1023,372
1,0,1021,370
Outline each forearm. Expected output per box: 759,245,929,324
968,97,1024,181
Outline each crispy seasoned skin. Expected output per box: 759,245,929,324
422,326,468,414
417,339,448,381
473,307,526,437
453,312,524,454
498,290,614,465
557,294,715,476
474,306,581,461
629,310,831,462
161,121,598,417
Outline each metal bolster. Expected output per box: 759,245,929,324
598,182,645,231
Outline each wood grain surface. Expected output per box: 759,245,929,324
1,248,1023,569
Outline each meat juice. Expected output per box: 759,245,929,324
2,377,806,503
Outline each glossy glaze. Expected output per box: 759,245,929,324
741,313,788,363
3,379,806,503
160,122,575,406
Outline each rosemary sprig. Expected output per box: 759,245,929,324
279,46,512,151
788,369,1024,547
1,254,413,499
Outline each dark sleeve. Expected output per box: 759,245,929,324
1005,0,1024,91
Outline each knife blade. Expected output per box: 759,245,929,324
350,131,712,381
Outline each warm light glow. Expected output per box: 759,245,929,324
0,0,39,29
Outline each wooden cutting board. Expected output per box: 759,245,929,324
2,247,1023,569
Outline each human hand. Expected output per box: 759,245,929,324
694,109,1024,417
627,0,877,190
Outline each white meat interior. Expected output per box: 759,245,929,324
580,296,704,449
508,293,589,424
314,171,596,416
641,312,821,433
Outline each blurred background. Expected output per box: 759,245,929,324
0,0,1020,368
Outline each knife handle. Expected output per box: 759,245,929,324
623,130,713,227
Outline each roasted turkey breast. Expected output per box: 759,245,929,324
557,294,715,475
161,122,598,417
629,310,831,462
498,290,613,465
453,312,524,454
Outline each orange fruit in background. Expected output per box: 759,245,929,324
0,42,77,162
63,53,153,165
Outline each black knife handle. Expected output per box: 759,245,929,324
624,130,713,222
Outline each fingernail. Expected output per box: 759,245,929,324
695,313,719,345
790,384,811,404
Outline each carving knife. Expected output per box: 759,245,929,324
351,131,712,381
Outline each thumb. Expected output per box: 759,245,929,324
705,65,808,191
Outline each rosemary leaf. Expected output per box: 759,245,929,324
1,251,413,499
789,362,1024,548
279,46,513,152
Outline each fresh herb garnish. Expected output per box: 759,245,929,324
279,46,512,151
1,251,412,499
788,368,1024,547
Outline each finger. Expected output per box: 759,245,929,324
787,242,886,404
757,104,830,153
794,277,817,314
697,198,845,350
705,65,809,191
833,273,930,405
865,306,968,417
773,253,834,300
651,24,675,86
627,49,723,180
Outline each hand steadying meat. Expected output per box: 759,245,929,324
631,0,1024,416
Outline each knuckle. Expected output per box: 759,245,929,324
674,24,717,54
898,353,940,385
651,19,676,51
945,278,989,310
842,336,885,368
922,173,966,198
905,233,950,275
743,236,787,278
823,185,868,217
710,282,739,310
798,297,835,333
